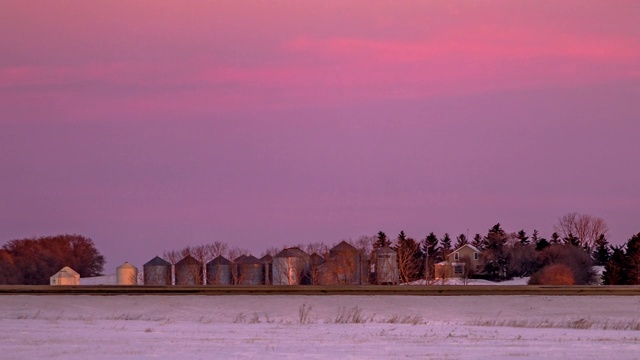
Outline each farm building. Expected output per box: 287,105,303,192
143,256,172,285
434,244,482,279
317,241,368,285
116,262,138,285
235,255,264,285
272,247,310,285
206,256,232,285
175,255,203,285
50,266,80,285
374,246,399,284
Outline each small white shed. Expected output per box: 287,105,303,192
50,266,80,285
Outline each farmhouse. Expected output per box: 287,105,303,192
434,244,482,279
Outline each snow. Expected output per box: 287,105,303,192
405,277,531,285
2,295,640,359
79,274,117,285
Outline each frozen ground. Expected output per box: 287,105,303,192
2,295,640,359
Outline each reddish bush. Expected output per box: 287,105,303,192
528,264,575,285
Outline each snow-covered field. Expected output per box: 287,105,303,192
2,295,640,359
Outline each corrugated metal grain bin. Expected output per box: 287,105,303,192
260,254,273,285
236,255,264,285
272,247,310,285
116,262,138,285
143,256,172,285
328,241,362,285
375,246,399,285
206,256,232,285
175,255,203,285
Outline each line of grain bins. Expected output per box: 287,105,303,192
50,245,400,286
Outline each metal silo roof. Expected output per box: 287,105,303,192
144,256,171,267
274,247,308,258
176,255,200,266
207,255,231,266
331,241,358,253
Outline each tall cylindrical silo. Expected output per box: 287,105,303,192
175,255,203,285
206,256,232,285
116,262,138,285
328,241,361,285
236,255,263,285
143,256,172,286
272,247,310,285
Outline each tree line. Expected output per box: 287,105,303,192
1,212,637,286
0,234,104,285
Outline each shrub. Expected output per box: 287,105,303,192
529,264,575,285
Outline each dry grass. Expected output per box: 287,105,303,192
468,317,640,331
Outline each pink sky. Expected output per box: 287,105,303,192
1,1,639,272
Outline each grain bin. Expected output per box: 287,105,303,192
206,256,232,285
328,241,362,285
272,247,310,285
175,255,203,285
260,254,273,285
143,256,172,286
116,262,138,285
235,255,264,285
375,246,399,285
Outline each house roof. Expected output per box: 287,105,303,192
452,244,481,254
260,254,273,263
144,256,171,267
52,266,80,277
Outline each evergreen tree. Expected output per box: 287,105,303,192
531,230,540,244
422,232,439,259
603,245,627,285
563,233,581,247
592,234,611,266
482,224,510,280
440,233,452,260
535,237,550,251
455,233,468,249
550,232,561,244
516,230,529,245
626,233,640,285
471,233,483,250
373,231,391,250
422,233,440,280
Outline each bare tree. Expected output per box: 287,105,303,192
458,255,477,285
305,242,329,258
206,241,229,259
352,235,374,260
396,234,422,284
555,212,609,251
